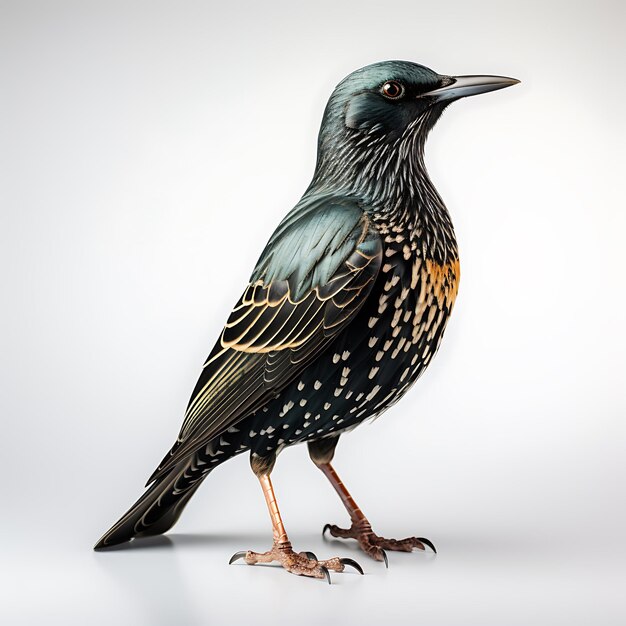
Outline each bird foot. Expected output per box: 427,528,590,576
322,520,436,564
229,541,363,582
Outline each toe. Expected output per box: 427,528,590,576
283,554,332,581
360,541,387,564
319,556,344,572
322,523,354,539
340,557,364,575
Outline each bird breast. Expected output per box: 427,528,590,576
359,229,460,416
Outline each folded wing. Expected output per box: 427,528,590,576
149,198,382,483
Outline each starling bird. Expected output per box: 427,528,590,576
95,60,518,581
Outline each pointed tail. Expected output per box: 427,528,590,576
94,461,210,550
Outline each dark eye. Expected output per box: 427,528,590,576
381,80,404,99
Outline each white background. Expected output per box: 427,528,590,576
1,1,625,624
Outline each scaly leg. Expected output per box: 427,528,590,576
229,452,363,582
309,438,436,563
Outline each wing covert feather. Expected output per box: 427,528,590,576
148,200,381,483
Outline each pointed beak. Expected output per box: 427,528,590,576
422,75,520,101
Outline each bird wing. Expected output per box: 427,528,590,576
148,197,382,483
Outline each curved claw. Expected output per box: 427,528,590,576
381,549,389,568
416,537,437,554
322,523,332,538
228,551,247,565
340,557,364,575
320,565,331,585
304,551,318,560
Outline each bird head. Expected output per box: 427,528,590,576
313,60,519,198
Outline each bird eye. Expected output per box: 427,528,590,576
381,80,404,99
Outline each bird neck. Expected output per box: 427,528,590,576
309,113,458,264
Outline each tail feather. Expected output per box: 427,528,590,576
94,463,210,550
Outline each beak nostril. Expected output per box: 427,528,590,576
439,76,456,88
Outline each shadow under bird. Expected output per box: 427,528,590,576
95,60,518,581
